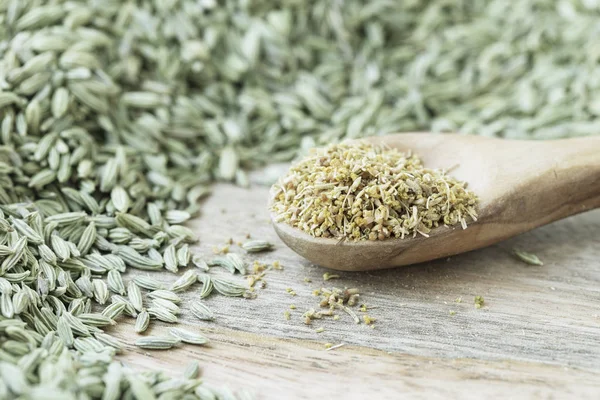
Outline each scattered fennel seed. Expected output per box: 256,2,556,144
190,302,215,321
169,328,209,345
184,361,202,380
134,337,181,350
241,240,274,253
513,249,544,266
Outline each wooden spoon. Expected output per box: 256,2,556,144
272,133,600,271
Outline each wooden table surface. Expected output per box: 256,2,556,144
113,179,600,399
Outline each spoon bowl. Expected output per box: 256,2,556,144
272,133,600,271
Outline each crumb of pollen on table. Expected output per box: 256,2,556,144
284,311,291,320
312,289,321,296
347,293,360,306
333,315,340,320
304,277,312,283
455,297,462,303
449,310,456,316
359,304,367,312
318,287,360,308
272,260,283,270
363,315,376,325
474,296,485,309
212,245,229,254
315,327,324,333
246,273,265,288
286,288,297,296
323,272,340,281
252,261,266,273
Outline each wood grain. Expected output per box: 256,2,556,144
116,324,600,399
115,182,600,399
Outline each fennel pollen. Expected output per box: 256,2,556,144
363,315,376,325
474,296,485,309
323,272,340,281
271,141,478,241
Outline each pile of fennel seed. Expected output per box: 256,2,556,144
270,141,478,241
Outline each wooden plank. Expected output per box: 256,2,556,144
115,323,600,399
114,182,600,398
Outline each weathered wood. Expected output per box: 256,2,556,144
115,183,600,399
116,324,600,399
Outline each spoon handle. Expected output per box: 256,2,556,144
488,136,600,232
552,136,600,213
